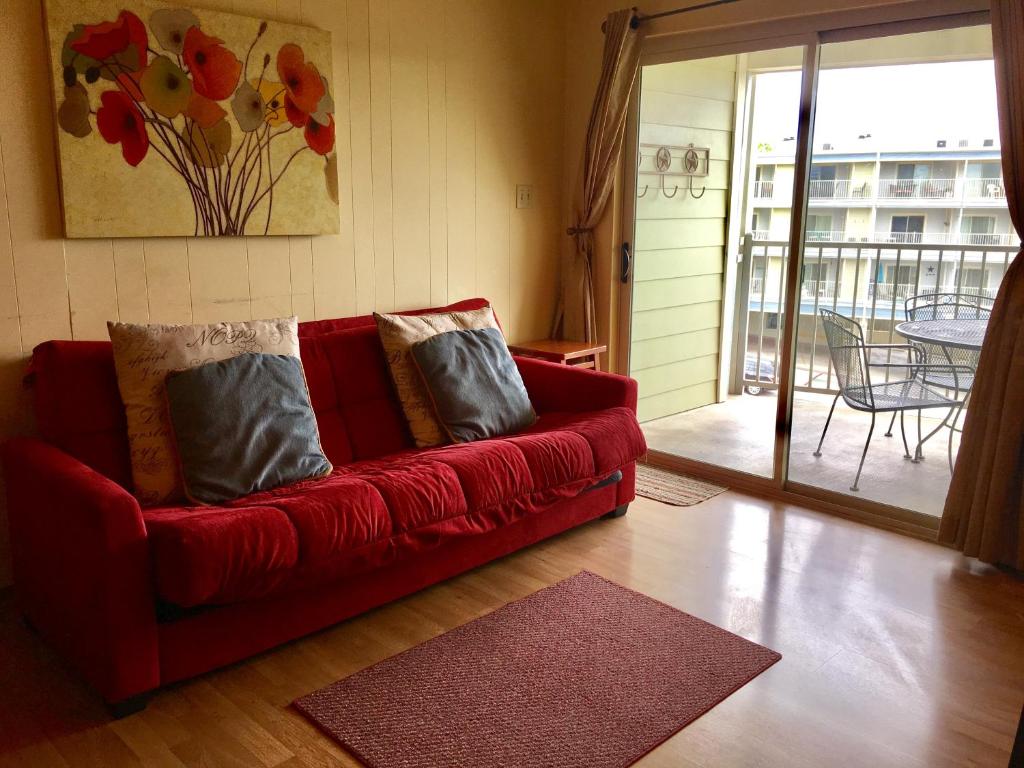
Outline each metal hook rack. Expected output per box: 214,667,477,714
636,143,710,200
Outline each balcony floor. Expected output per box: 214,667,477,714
642,391,960,517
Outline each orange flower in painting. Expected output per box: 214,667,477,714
96,91,149,167
185,91,227,128
182,27,241,100
304,114,334,155
70,10,147,70
276,44,324,115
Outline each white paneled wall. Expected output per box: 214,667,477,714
0,0,566,584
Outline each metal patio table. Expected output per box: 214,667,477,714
895,317,988,352
894,317,988,468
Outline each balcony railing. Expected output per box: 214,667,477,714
871,231,1020,246
751,229,770,241
962,178,1006,200
876,177,1008,202
808,179,871,199
868,282,917,302
802,281,837,299
736,234,1018,395
759,176,1007,205
878,178,957,199
806,230,848,242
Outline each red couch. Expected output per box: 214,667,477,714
2,298,646,715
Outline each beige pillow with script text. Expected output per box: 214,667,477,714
374,307,501,447
108,317,300,506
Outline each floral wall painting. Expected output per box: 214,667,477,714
45,0,340,237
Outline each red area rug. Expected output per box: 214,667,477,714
294,571,780,768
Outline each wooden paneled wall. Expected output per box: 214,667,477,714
0,0,567,585
631,56,736,423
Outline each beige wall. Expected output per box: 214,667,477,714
0,0,567,585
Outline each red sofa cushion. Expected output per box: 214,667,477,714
419,440,534,511
142,407,646,608
505,430,595,490
143,505,299,607
525,408,647,475
236,474,393,564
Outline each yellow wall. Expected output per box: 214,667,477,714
0,0,567,586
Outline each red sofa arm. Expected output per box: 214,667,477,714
2,437,159,704
515,356,639,414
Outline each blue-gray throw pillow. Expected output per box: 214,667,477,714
410,327,536,443
165,353,332,505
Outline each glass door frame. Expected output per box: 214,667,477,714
617,4,991,538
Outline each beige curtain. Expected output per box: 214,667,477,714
552,9,641,343
939,0,1024,569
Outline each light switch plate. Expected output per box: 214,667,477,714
516,184,534,209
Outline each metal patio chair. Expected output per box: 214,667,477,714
814,309,972,492
892,292,994,470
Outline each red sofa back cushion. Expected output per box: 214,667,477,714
28,298,492,490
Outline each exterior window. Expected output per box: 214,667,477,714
806,213,833,241
955,266,989,295
960,215,997,245
889,215,924,243
964,162,1005,199
801,263,835,298
752,209,771,238
884,264,918,286
896,163,930,181
889,163,937,198
809,164,840,199
877,264,918,301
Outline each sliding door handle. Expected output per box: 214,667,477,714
620,241,632,284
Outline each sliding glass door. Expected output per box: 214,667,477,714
621,45,805,479
619,11,1010,527
787,22,1010,517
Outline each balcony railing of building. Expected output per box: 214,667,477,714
806,230,848,243
808,179,872,200
877,177,1006,201
774,230,1019,246
755,177,1007,203
733,234,1018,396
871,231,1020,246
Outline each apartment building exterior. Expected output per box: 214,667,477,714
745,135,1018,311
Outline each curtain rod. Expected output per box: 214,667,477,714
629,0,742,29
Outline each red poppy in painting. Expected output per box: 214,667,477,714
304,114,334,155
96,90,149,166
277,44,324,115
284,95,308,127
116,71,144,102
70,11,147,69
182,27,241,100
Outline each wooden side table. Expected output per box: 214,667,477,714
507,339,608,371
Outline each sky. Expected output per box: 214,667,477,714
751,60,1000,152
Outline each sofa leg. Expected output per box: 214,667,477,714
107,694,148,719
602,503,629,519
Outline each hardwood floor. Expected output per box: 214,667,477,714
1,492,1022,767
